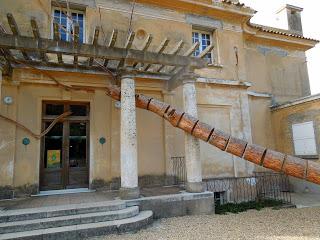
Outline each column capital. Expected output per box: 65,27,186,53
117,67,138,79
180,71,199,85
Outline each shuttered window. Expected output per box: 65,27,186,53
292,121,317,156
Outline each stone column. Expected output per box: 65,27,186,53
119,71,139,199
163,91,174,174
182,73,203,193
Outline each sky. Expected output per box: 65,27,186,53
241,0,320,94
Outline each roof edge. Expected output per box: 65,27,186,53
247,22,319,43
271,94,320,111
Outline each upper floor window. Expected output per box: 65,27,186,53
53,8,85,43
292,121,318,156
192,30,213,63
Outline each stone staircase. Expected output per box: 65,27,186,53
0,200,153,240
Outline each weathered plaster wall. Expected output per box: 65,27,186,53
249,96,275,150
245,41,311,174
196,23,246,82
0,84,17,187
271,100,320,161
158,82,255,179
196,83,254,178
248,95,276,173
271,100,320,192
0,69,166,193
0,0,50,37
245,42,310,104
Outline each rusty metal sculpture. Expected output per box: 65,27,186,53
106,85,320,186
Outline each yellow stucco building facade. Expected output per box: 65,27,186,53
0,0,318,198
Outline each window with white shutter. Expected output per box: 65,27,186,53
292,121,317,156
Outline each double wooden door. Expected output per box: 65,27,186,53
40,102,90,190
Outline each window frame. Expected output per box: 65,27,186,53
51,7,86,44
192,29,214,64
291,121,318,158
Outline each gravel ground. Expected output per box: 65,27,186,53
91,207,320,240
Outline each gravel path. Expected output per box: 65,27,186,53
92,207,320,240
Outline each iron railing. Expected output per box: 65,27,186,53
171,156,187,185
204,173,291,205
170,156,292,205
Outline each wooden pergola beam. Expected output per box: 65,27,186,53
53,22,63,64
11,60,172,80
117,31,135,69
73,24,79,66
168,44,213,89
30,17,48,62
169,42,199,74
0,34,206,68
132,34,153,68
184,42,200,57
103,29,118,67
198,44,214,59
7,13,30,60
144,38,170,71
88,27,100,66
157,40,184,73
0,22,14,68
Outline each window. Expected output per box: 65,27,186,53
192,31,213,63
292,121,317,156
53,8,85,43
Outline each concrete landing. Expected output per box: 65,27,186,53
0,186,183,211
0,191,117,211
291,192,320,208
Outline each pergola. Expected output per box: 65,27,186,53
0,13,212,90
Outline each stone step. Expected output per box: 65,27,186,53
0,206,139,234
0,201,126,223
0,211,153,240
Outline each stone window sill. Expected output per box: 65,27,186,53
207,63,223,69
295,155,319,160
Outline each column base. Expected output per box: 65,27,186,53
119,187,140,200
185,182,204,193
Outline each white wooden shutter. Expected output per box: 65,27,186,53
292,121,317,156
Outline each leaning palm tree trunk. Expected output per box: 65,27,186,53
106,85,320,185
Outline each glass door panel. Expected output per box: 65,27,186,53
41,122,64,189
69,122,87,168
44,122,63,169
68,122,88,188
